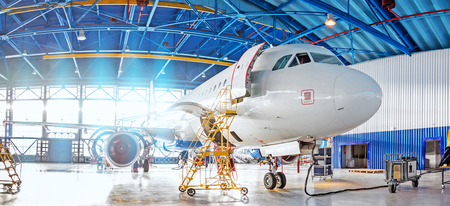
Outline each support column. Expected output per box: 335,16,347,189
4,85,13,146
77,85,84,161
149,81,156,118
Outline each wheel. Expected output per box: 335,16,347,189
241,187,248,195
187,188,196,196
388,184,397,193
220,183,227,190
264,172,276,189
442,185,445,189
179,186,186,192
412,180,418,188
143,159,149,172
241,195,249,204
275,172,287,189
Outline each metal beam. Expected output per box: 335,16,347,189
246,0,347,65
73,58,81,79
74,0,100,25
42,53,234,66
223,0,271,45
154,60,171,80
6,4,56,35
275,0,297,11
366,0,417,51
5,39,44,79
191,64,215,82
278,20,340,45
174,14,207,53
184,0,213,31
300,0,411,55
5,24,262,46
3,0,220,15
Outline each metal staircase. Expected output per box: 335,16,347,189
0,143,22,194
178,86,248,196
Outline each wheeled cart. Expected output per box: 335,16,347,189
384,153,420,193
312,147,333,180
440,166,450,189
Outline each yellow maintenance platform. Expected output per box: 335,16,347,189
179,86,247,196
0,143,22,194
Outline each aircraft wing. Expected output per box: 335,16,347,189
5,120,175,140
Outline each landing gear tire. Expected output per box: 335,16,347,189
179,186,186,192
388,183,397,193
412,180,418,187
275,172,286,189
264,172,276,189
187,188,196,196
241,187,248,195
143,159,149,172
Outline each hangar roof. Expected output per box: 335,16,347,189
0,0,448,88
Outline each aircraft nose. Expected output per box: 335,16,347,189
334,69,382,127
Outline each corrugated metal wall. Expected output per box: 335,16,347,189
333,48,450,169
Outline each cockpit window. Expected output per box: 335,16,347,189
272,55,292,71
289,53,311,67
310,52,343,66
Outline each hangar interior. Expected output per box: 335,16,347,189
0,0,449,205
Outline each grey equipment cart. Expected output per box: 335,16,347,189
312,147,333,180
384,153,420,193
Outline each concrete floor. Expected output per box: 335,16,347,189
0,163,449,206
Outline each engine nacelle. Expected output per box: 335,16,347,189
280,155,298,164
104,132,142,168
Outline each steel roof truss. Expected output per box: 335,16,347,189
300,0,411,55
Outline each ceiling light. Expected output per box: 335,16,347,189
78,28,86,41
161,69,165,75
325,13,336,27
32,70,37,75
223,57,228,60
202,73,206,78
75,68,79,73
118,67,123,74
125,46,130,52
22,50,27,55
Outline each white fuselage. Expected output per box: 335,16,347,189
176,44,382,148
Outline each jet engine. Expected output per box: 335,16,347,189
104,132,142,168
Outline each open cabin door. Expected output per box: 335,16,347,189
230,43,265,99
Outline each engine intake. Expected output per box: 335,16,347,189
105,132,142,168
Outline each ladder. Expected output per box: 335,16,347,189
0,143,22,194
178,86,248,196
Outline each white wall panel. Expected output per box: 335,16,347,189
345,48,450,134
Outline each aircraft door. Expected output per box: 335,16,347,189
230,43,265,99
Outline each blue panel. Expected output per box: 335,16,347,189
48,139,72,163
333,127,449,169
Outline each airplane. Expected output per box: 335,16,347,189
6,43,382,189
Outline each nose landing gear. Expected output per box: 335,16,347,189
262,156,287,189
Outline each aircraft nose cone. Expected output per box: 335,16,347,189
334,70,382,127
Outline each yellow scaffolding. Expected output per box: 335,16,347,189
0,143,22,194
179,86,247,196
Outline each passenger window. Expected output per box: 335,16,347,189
213,85,216,91
272,55,292,71
209,88,212,94
218,82,222,88
223,79,227,87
